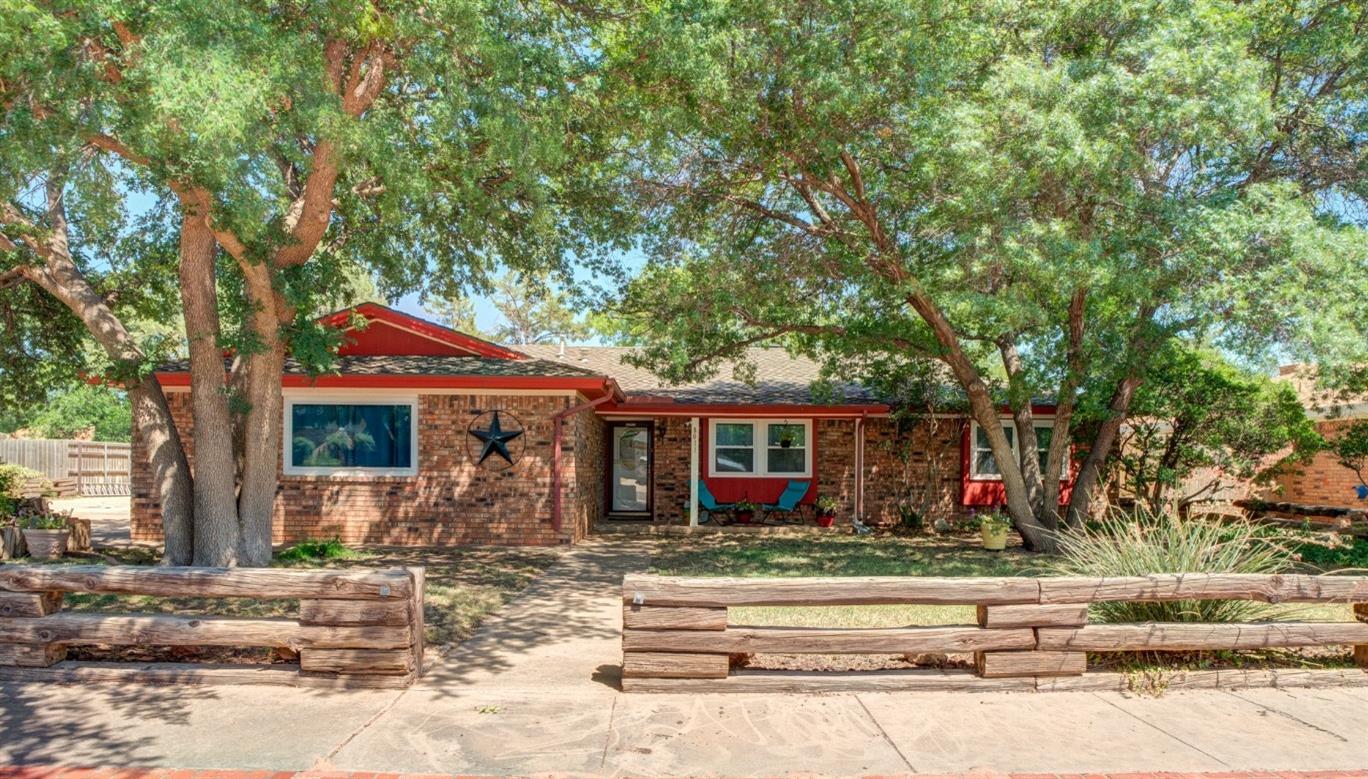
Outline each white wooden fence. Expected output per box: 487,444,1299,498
0,439,131,497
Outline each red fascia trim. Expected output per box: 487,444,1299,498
154,372,616,396
601,401,890,417
318,302,528,361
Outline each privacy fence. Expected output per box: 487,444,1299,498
0,439,132,496
621,573,1368,692
0,565,425,688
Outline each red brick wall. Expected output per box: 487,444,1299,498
131,389,603,547
1264,418,1366,508
639,414,968,526
862,416,967,526
652,416,693,523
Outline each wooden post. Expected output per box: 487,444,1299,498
1355,603,1367,669
974,603,1087,680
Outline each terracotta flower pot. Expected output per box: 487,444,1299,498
22,528,69,560
816,512,835,528
735,510,755,525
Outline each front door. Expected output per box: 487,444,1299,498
608,422,652,517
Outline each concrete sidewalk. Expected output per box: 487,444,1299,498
2,541,1367,776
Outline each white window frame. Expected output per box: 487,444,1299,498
968,418,1055,481
283,391,420,477
708,418,813,478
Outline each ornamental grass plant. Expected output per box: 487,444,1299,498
1044,509,1293,624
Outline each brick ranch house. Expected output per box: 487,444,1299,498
130,303,1071,547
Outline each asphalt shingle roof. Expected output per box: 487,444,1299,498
158,355,602,379
515,345,876,405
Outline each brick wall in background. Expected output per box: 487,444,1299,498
131,390,603,547
1265,418,1367,508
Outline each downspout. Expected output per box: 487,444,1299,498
855,413,867,521
551,381,622,536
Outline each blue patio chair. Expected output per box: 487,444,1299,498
694,480,734,524
762,479,811,524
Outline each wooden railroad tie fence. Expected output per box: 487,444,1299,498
621,573,1368,693
0,565,425,689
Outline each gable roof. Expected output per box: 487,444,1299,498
318,303,527,361
515,345,877,406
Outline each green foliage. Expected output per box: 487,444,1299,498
597,0,1368,530
1325,420,1368,492
979,512,1013,534
16,511,69,530
0,463,47,500
1103,343,1323,511
1294,537,1368,572
276,538,359,562
1046,510,1293,623
3,384,134,442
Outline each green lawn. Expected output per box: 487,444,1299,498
647,532,1356,627
649,533,1043,628
61,543,562,648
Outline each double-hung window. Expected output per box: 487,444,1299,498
709,419,811,477
284,395,419,476
969,420,1056,480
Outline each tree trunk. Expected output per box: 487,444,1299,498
233,264,287,566
904,293,1055,552
1041,288,1086,527
1065,374,1144,528
127,379,195,565
178,203,241,567
19,199,195,564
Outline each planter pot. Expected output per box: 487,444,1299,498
816,513,835,528
980,525,1009,551
735,511,755,525
22,528,69,560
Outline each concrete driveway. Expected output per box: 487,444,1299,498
49,496,131,548
3,539,1368,776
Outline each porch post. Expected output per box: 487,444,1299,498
855,415,866,521
689,417,700,527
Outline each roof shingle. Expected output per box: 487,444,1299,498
515,345,875,405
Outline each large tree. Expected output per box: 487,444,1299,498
600,0,1368,550
3,1,624,564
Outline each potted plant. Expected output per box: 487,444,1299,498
979,511,1012,551
814,495,838,528
18,511,71,560
733,499,758,524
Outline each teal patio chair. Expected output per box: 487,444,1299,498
762,479,811,524
694,480,734,525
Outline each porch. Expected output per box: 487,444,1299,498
596,411,883,530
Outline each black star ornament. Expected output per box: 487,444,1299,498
469,410,524,465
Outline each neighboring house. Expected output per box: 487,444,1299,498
130,304,1070,547
1260,364,1368,508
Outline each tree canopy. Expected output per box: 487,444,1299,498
1,0,629,564
599,0,1368,548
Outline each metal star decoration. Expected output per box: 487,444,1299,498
469,410,524,466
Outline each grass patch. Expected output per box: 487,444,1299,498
650,533,1041,578
58,543,562,649
650,533,1041,630
276,538,360,562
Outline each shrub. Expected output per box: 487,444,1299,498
276,537,358,561
16,511,70,530
0,464,51,500
1045,510,1292,624
1295,537,1368,572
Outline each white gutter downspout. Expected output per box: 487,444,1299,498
689,416,700,527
